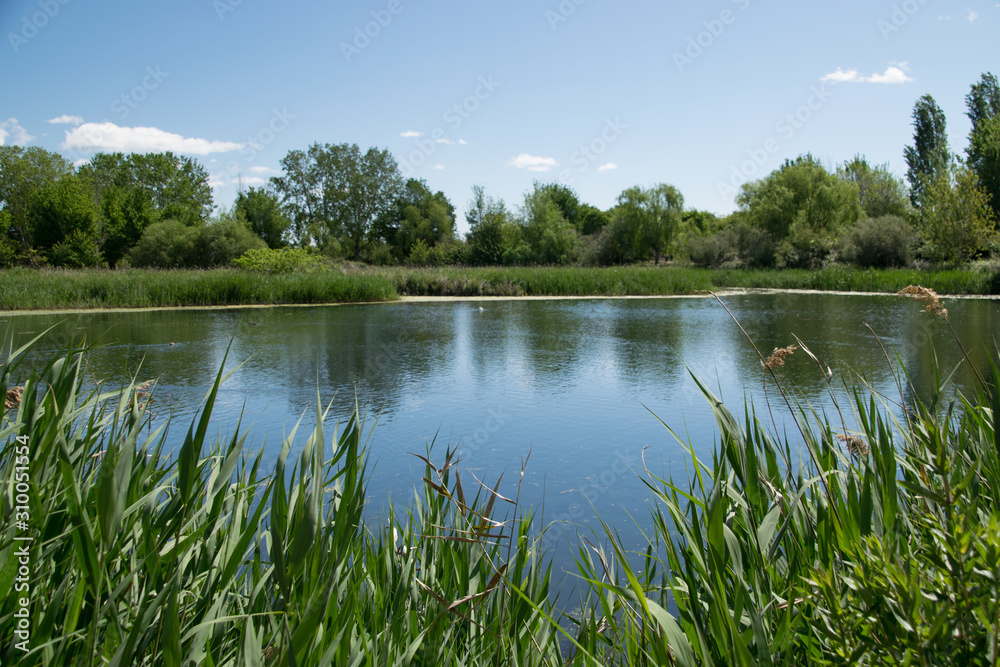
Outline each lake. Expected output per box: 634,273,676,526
3,291,998,590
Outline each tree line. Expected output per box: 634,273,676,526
1,72,997,271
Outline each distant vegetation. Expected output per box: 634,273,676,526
0,73,998,278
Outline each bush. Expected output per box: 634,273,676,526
199,217,266,267
47,229,102,268
840,215,917,268
130,220,201,268
778,219,835,269
234,247,328,274
686,222,776,268
405,239,433,266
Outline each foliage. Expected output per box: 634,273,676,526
199,215,267,267
129,220,202,269
0,146,73,251
377,178,455,260
234,186,291,249
465,185,513,265
271,143,404,259
30,174,100,262
738,154,861,243
687,219,776,269
613,184,684,264
837,155,911,219
47,229,103,269
967,113,1000,221
920,167,996,263
98,186,160,268
517,184,580,265
234,247,329,274
905,94,953,209
77,152,214,227
839,215,917,268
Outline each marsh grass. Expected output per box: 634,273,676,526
2,287,1000,664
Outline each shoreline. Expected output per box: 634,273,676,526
1,286,998,317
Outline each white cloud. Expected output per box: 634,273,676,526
250,165,277,174
868,66,914,84
508,153,558,172
821,65,913,84
433,164,445,170
458,139,468,145
400,130,423,138
938,15,953,20
967,8,979,24
62,122,242,155
436,138,454,145
597,163,618,172
0,118,35,146
821,67,862,83
47,115,84,126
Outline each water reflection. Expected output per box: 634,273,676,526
3,294,999,586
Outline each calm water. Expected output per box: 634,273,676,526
3,292,999,586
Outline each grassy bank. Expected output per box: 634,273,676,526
2,293,1000,664
0,264,998,312
385,265,1000,297
0,267,398,310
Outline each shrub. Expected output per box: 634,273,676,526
199,217,266,267
234,247,328,274
130,220,201,268
47,229,102,268
405,239,433,266
840,215,917,268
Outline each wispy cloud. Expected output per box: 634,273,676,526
967,8,979,24
250,165,277,174
0,118,34,146
208,174,267,188
508,153,558,172
400,130,423,138
436,138,454,145
433,164,445,170
47,114,84,126
62,122,243,155
821,65,913,84
597,163,618,172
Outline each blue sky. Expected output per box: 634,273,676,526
1,0,997,234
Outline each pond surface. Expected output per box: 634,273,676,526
3,292,999,590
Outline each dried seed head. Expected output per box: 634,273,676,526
837,434,870,458
762,345,798,371
4,386,23,410
898,285,948,318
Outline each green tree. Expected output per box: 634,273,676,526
31,173,101,266
465,185,511,265
837,155,910,218
199,213,268,267
129,220,200,268
235,186,291,249
579,204,610,236
518,184,579,265
78,152,213,227
99,186,159,268
738,155,861,240
611,185,684,264
0,146,73,252
377,179,455,260
920,167,995,263
904,94,952,209
272,143,403,260
966,73,1000,220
